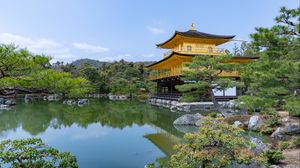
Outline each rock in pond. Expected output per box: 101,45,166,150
0,97,5,104
173,125,199,133
78,99,89,105
0,98,16,106
173,113,203,125
248,116,263,131
63,100,77,105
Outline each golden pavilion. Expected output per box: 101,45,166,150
146,24,257,100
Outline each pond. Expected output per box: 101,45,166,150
0,99,185,168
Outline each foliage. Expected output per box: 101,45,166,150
207,112,218,118
59,59,155,97
238,7,300,114
0,44,92,97
176,54,237,102
292,136,300,147
284,98,300,116
261,109,281,127
277,141,291,151
0,138,78,168
169,117,267,168
262,150,285,164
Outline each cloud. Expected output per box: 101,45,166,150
147,26,165,35
0,32,74,62
71,129,107,140
73,42,109,53
142,53,155,58
99,53,132,62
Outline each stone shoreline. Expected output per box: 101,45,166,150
146,97,215,112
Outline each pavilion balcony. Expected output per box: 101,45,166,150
149,66,239,81
163,47,226,57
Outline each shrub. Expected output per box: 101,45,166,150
169,117,268,168
293,136,300,147
261,109,281,127
207,112,218,118
284,99,300,117
277,141,291,150
0,138,78,168
259,125,276,135
263,150,285,164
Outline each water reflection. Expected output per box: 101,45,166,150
0,100,182,136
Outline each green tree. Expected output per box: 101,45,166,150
176,54,238,115
0,44,92,97
238,7,300,115
0,138,78,168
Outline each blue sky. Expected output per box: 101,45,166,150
0,0,298,63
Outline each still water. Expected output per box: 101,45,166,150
0,99,184,168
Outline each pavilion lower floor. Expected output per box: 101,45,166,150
152,76,243,101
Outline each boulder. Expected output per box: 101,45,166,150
118,95,128,100
0,104,10,109
170,105,177,112
171,101,178,105
234,121,243,127
174,125,199,133
0,98,16,106
47,94,62,101
271,123,300,139
271,127,287,139
195,119,204,127
183,106,191,112
63,99,77,105
108,95,117,100
250,137,269,154
78,99,89,105
286,123,300,134
248,116,263,131
24,94,33,103
0,97,5,104
4,99,16,106
173,113,203,125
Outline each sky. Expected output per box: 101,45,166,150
0,0,298,63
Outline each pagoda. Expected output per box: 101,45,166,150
146,24,257,100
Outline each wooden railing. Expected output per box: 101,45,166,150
149,66,239,80
163,47,226,57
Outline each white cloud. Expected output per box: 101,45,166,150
142,53,155,58
73,42,109,53
99,53,132,62
0,32,74,63
147,26,165,35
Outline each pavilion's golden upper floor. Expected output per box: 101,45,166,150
147,24,257,80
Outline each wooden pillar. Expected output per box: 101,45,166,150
170,78,173,94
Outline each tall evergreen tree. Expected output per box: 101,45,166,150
238,7,300,116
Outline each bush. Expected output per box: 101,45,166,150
261,109,281,127
259,125,276,135
169,117,268,168
207,112,218,118
293,136,300,147
277,141,291,150
0,138,78,168
263,150,285,164
284,99,300,117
